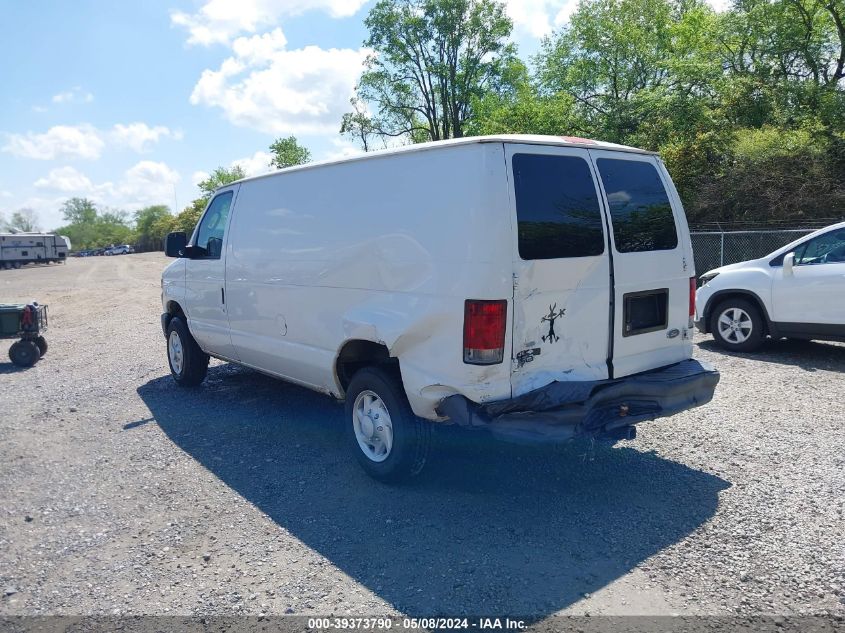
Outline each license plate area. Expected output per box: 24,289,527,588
623,289,668,337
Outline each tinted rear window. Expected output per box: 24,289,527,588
512,154,605,260
596,159,678,253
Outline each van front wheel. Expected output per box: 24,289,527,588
166,316,209,386
345,367,431,482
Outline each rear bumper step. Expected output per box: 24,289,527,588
436,359,720,445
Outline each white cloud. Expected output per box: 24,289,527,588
321,138,364,162
192,170,211,187
190,29,368,134
231,150,274,176
34,166,95,193
117,161,181,205
2,122,181,160
1,195,68,232
0,190,11,199
706,0,732,11
504,0,730,37
52,87,94,105
171,0,368,46
29,162,181,220
110,123,183,153
504,0,576,38
3,125,105,160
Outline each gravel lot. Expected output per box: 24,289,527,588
0,253,843,618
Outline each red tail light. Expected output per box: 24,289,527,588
689,277,696,327
463,299,507,365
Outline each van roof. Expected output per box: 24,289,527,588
227,134,659,188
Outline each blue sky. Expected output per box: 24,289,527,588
0,0,726,231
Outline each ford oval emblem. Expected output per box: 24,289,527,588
667,328,680,339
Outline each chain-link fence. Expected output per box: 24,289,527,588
690,229,817,276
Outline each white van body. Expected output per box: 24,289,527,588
161,135,718,479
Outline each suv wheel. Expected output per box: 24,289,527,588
710,298,765,352
166,316,209,386
345,367,431,482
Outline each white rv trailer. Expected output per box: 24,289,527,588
0,233,70,269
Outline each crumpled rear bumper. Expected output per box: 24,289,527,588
436,359,720,444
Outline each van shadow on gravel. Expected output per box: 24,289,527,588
138,364,729,617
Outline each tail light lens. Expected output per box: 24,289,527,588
463,299,507,365
689,277,696,327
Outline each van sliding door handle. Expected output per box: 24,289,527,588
221,288,225,305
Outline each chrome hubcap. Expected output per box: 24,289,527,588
717,307,753,344
352,390,393,463
168,331,184,374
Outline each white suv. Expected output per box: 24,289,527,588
695,221,845,352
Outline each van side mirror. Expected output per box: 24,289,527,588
783,252,795,276
165,232,187,258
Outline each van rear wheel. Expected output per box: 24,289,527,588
166,316,209,386
345,367,431,482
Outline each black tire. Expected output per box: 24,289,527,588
710,298,765,352
9,341,40,367
345,366,431,482
35,336,48,357
166,316,209,386
12,262,21,269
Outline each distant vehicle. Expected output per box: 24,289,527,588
161,134,719,481
695,221,845,351
105,244,134,256
0,232,70,269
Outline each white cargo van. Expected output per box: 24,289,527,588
161,135,719,481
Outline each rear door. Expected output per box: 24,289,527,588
506,144,613,396
590,151,693,378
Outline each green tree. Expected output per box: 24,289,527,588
54,199,135,250
172,165,247,239
8,208,40,232
536,0,722,144
467,59,581,135
134,205,174,252
173,198,208,236
197,166,246,199
269,136,312,167
60,197,98,225
340,98,380,151
350,0,515,144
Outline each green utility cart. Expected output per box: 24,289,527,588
0,303,48,367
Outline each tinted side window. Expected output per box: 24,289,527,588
512,154,605,260
194,192,233,259
794,229,845,265
596,159,678,253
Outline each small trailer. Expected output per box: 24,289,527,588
0,303,48,367
0,233,70,269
